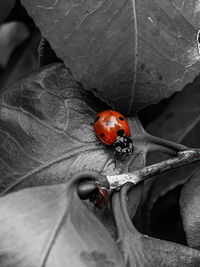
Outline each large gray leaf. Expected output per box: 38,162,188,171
0,175,125,266
21,0,200,113
0,63,147,196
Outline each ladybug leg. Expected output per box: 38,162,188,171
114,150,117,167
130,142,134,154
121,153,126,161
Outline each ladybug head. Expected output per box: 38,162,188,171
113,129,134,159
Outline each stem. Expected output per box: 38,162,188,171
146,134,188,153
107,149,200,188
148,144,179,156
139,150,200,181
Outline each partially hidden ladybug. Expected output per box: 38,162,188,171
94,110,133,160
78,181,108,209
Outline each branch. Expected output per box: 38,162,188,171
146,134,188,155
107,149,200,189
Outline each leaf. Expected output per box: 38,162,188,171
0,31,39,91
149,185,187,244
113,183,200,266
21,0,200,113
0,173,125,266
147,76,200,144
0,0,16,24
0,63,147,195
0,63,149,240
180,168,200,250
139,78,200,233
0,22,29,68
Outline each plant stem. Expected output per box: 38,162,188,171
146,134,188,152
139,150,200,181
107,149,200,189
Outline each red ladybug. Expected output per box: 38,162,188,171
96,185,108,208
78,181,108,208
94,110,133,159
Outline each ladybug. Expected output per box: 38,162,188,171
95,185,108,208
94,110,133,159
78,181,108,209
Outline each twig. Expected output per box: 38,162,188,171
146,134,188,154
107,149,200,188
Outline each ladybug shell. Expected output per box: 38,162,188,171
96,185,108,209
94,110,130,145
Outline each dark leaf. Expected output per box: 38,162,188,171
139,78,200,233
21,0,200,113
150,185,186,244
147,76,200,144
180,168,200,250
113,184,200,266
0,173,125,266
0,0,16,24
0,31,39,91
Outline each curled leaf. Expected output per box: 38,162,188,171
180,168,200,249
113,184,200,266
0,171,125,266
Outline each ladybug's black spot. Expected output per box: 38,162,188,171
119,116,124,121
101,133,105,137
94,116,100,123
117,129,124,136
106,120,111,126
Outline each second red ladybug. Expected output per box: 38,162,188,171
94,110,133,159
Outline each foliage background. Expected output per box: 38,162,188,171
1,0,200,266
